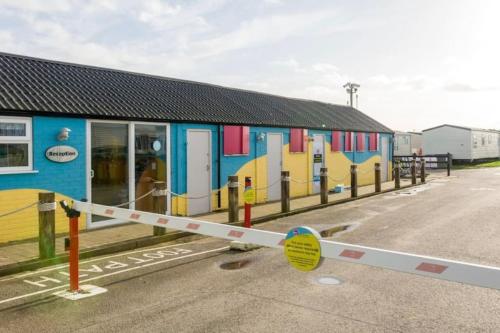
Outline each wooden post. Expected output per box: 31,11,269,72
374,163,381,193
420,158,426,183
320,167,328,204
411,158,417,185
244,177,252,228
153,181,167,236
394,161,401,189
281,171,290,213
350,165,358,198
447,152,452,176
38,192,55,259
228,176,239,223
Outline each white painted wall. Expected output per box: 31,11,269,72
471,130,500,159
423,126,471,159
394,133,411,155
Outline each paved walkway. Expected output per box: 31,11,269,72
0,176,427,267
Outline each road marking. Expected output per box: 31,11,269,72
0,240,214,283
0,246,229,306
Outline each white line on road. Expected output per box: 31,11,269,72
0,240,220,283
0,246,229,306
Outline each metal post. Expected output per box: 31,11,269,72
153,181,167,236
394,161,401,189
38,192,56,259
374,163,381,193
447,152,452,176
350,165,358,198
320,167,328,204
69,216,79,292
281,171,290,213
228,176,239,223
420,158,426,183
411,158,417,185
244,177,252,228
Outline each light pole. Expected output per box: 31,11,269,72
343,82,360,108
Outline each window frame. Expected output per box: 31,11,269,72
0,116,33,173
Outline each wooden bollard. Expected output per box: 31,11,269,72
228,175,239,223
420,158,426,183
374,163,381,193
394,161,401,189
281,171,290,213
320,167,328,204
153,181,167,236
447,152,452,176
38,192,56,259
350,165,358,198
411,159,417,185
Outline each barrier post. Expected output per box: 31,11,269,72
411,158,417,185
153,181,167,236
38,192,56,259
320,168,328,204
447,152,452,176
350,165,358,198
60,201,81,293
394,161,401,189
281,171,290,213
228,175,239,223
243,177,252,228
420,158,426,183
374,163,381,193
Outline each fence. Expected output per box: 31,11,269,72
394,153,452,177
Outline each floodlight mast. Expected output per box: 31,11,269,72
343,82,360,108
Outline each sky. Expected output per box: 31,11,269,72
0,0,499,131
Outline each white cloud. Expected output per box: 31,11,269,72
137,0,181,29
0,0,74,13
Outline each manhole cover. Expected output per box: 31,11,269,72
316,276,342,285
220,259,251,270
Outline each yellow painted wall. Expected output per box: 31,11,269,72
0,189,86,244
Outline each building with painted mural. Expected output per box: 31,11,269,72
0,53,393,243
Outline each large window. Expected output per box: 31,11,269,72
0,117,32,172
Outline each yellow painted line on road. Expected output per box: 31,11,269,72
0,246,229,306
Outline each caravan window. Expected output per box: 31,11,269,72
0,117,33,172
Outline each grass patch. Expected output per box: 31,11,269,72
453,160,500,169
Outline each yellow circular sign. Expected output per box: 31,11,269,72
284,226,322,272
243,188,255,204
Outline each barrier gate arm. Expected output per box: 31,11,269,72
73,200,500,291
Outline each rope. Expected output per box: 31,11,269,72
328,174,349,182
291,178,316,184
115,189,155,207
238,179,282,191
166,189,212,200
0,201,39,219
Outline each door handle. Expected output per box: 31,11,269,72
90,169,95,178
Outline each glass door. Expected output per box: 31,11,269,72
134,124,167,213
90,123,129,223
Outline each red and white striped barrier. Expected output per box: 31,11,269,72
73,200,500,291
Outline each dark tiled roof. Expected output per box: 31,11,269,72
0,52,393,133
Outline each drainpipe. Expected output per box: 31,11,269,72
217,125,222,208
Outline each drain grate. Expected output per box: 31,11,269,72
220,259,251,270
316,276,342,285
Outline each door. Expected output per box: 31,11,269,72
267,133,282,201
134,124,167,213
90,122,129,225
187,130,211,215
312,134,325,194
381,136,389,181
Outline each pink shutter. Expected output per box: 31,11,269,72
332,131,342,152
369,133,378,151
241,126,249,154
290,128,305,152
356,133,365,152
345,131,352,151
224,126,248,155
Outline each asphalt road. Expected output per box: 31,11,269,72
1,168,500,332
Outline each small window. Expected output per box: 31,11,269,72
356,132,365,152
331,131,342,152
0,117,32,172
344,131,353,152
224,126,249,155
290,128,307,153
369,133,378,151
481,136,486,146
473,135,478,148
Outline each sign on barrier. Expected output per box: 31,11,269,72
71,200,500,291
